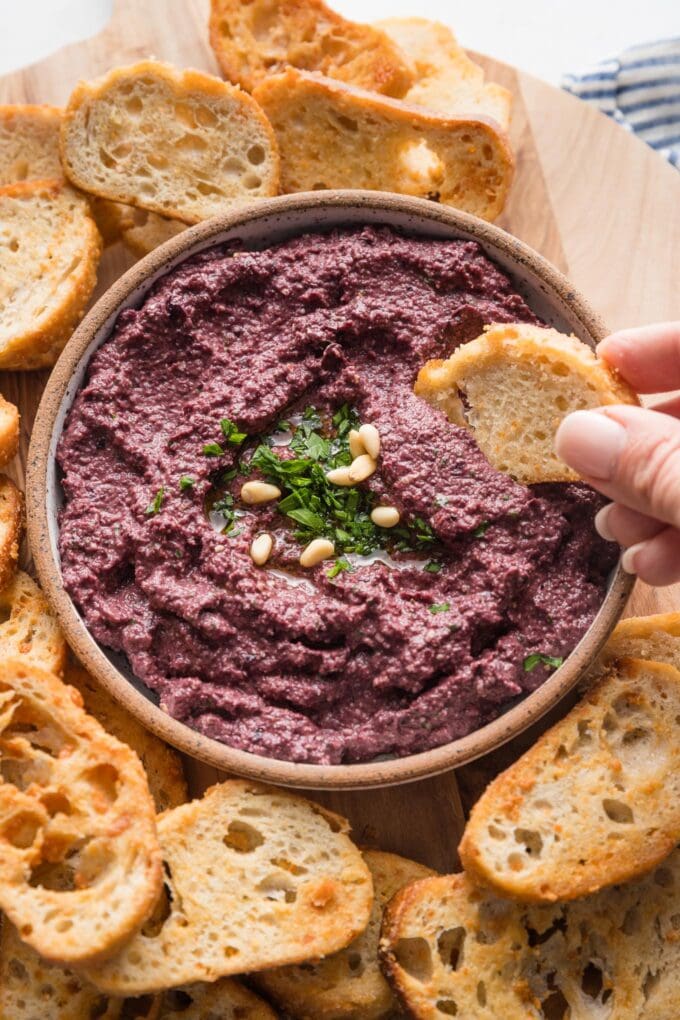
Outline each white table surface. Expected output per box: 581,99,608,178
0,0,677,84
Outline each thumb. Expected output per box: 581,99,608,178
555,406,680,529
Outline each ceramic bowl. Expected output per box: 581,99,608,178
27,191,632,790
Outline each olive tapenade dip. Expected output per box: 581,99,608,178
57,226,616,764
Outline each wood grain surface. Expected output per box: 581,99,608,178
1,0,679,872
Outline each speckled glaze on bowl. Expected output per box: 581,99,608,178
27,191,633,790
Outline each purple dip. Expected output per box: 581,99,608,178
57,226,616,764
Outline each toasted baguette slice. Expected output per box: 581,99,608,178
0,105,63,185
0,570,66,676
88,197,184,254
0,179,101,370
84,780,372,994
380,873,536,1018
158,978,277,1018
376,18,512,129
597,611,680,674
0,477,23,592
257,849,434,1019
253,69,513,220
0,658,162,965
459,658,680,903
61,61,279,225
209,0,414,97
0,918,160,1020
380,853,680,1020
0,396,19,468
414,322,638,483
120,206,187,258
64,660,187,812
87,197,133,247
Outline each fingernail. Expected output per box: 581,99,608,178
594,504,616,541
621,541,644,575
596,333,628,357
555,411,627,479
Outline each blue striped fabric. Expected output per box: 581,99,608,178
562,37,680,169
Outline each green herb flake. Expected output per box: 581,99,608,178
327,557,351,580
424,561,443,574
287,507,326,530
244,405,445,559
203,442,224,457
473,521,490,538
428,602,451,615
145,487,165,516
179,475,195,491
523,653,564,673
220,417,247,445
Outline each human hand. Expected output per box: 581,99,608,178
555,322,680,586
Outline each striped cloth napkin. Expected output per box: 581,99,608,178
562,37,680,169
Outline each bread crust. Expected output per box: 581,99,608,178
60,60,280,224
0,179,102,370
0,476,23,592
84,780,373,995
415,322,639,482
209,0,415,97
459,657,680,903
253,67,514,220
0,395,20,467
0,657,162,966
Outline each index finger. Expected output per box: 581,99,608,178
597,322,680,393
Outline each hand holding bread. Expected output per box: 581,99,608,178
558,321,680,586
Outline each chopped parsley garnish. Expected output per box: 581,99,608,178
211,491,236,531
473,521,490,538
203,442,224,457
220,418,247,445
327,557,352,579
203,419,247,458
246,405,443,558
179,475,195,491
145,488,165,516
523,653,564,673
424,561,443,574
428,602,451,615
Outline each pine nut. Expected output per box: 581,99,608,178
300,538,335,568
348,454,377,483
349,429,365,458
326,466,354,486
371,506,400,528
359,423,380,459
240,481,281,504
250,533,273,566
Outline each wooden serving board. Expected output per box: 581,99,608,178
1,0,680,873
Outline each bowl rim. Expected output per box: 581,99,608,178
27,189,633,790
